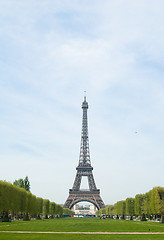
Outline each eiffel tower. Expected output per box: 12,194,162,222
64,95,105,210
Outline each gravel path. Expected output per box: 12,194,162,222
0,231,164,234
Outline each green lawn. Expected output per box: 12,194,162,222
0,218,164,232
0,233,164,240
0,218,164,240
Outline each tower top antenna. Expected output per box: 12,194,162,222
82,90,88,109
84,90,86,101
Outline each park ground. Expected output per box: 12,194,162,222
0,217,164,239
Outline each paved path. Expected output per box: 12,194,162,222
0,231,164,234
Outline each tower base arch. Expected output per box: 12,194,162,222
64,189,105,210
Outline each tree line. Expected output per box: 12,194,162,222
97,187,164,222
0,180,72,221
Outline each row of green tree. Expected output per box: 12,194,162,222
0,180,71,221
97,187,164,221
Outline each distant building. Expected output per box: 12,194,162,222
73,203,97,215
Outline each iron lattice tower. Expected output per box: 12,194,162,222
63,96,105,210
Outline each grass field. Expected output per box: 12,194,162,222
1,218,164,232
0,233,164,240
0,218,164,240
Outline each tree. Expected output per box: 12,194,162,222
150,187,164,218
36,198,43,219
63,208,74,215
43,199,50,219
125,198,135,219
114,201,126,219
143,192,151,218
57,205,63,216
135,194,146,220
18,188,27,215
50,202,56,218
24,176,30,191
13,176,30,192
23,191,33,220
55,204,63,216
13,179,24,189
105,205,114,218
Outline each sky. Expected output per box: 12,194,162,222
0,0,164,206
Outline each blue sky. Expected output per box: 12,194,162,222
0,0,164,205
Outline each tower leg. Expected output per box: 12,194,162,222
72,173,82,190
88,173,97,190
